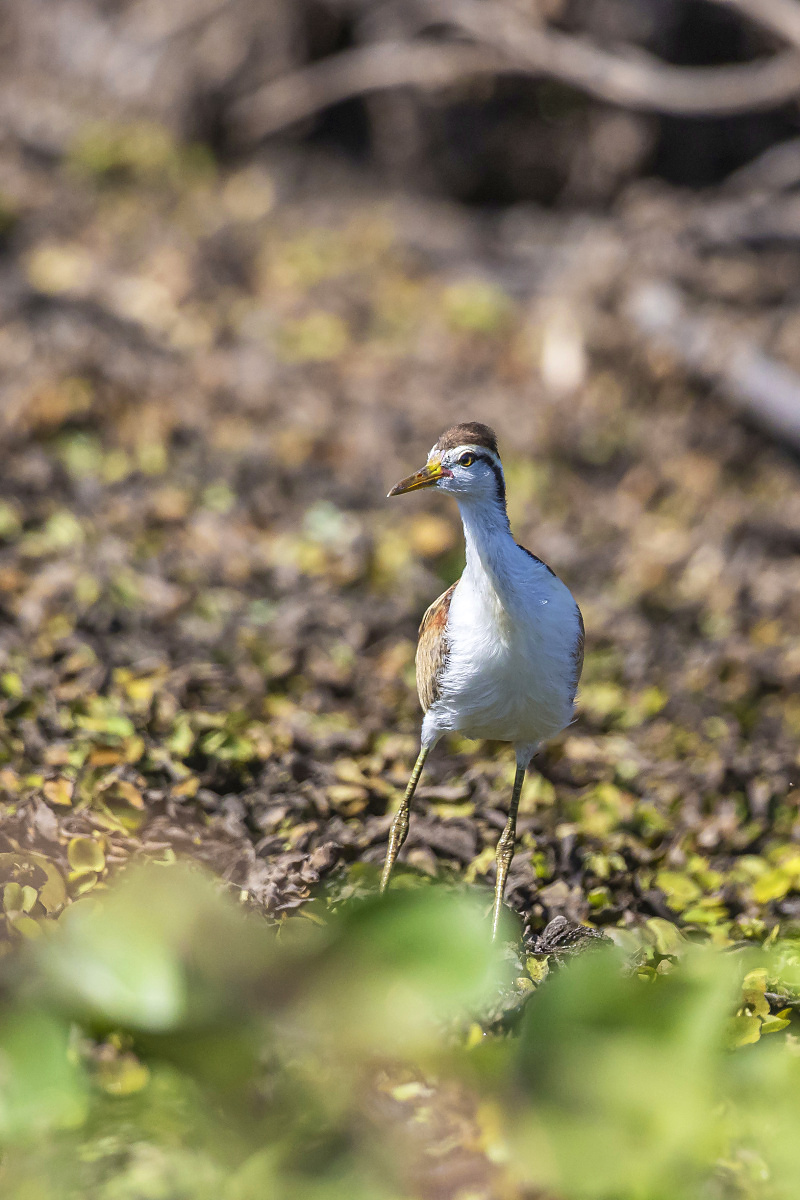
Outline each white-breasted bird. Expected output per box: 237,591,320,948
382,422,584,937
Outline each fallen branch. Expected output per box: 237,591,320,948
231,19,800,146
624,281,800,452
231,41,507,142
431,0,800,114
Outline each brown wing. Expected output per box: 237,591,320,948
415,582,457,713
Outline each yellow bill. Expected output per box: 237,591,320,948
388,459,452,497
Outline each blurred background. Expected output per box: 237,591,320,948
0,0,800,946
2,2,800,1198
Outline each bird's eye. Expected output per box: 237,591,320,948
458,453,475,467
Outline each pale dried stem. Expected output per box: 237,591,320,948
231,0,800,145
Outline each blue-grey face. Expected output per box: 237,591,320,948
388,442,505,503
435,444,505,501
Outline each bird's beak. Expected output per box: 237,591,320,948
388,459,452,497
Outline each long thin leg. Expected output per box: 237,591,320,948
380,745,430,893
491,763,526,940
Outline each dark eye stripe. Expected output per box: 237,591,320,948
466,451,505,505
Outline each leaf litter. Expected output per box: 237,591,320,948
0,120,798,1198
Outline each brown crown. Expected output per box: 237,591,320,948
434,422,499,457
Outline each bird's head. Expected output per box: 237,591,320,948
388,422,505,505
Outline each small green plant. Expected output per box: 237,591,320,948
3,865,800,1198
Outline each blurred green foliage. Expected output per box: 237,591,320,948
3,866,800,1198
68,121,214,187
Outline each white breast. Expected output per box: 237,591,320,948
425,544,580,750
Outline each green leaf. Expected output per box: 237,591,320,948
646,917,686,958
291,888,503,1061
741,989,770,1019
0,1011,87,1137
166,719,194,757
1,671,24,697
761,1015,792,1035
655,871,702,912
727,1013,762,1048
0,852,66,913
67,837,105,876
0,501,21,540
512,945,739,1196
3,881,24,913
752,869,792,905
33,863,276,1032
10,914,42,939
742,968,768,992
29,854,67,913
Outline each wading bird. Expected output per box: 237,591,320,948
382,422,584,938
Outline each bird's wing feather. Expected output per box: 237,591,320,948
519,542,584,700
516,542,555,577
572,606,585,700
416,581,457,712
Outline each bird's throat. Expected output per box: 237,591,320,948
457,497,516,609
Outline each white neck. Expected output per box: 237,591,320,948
457,496,515,601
